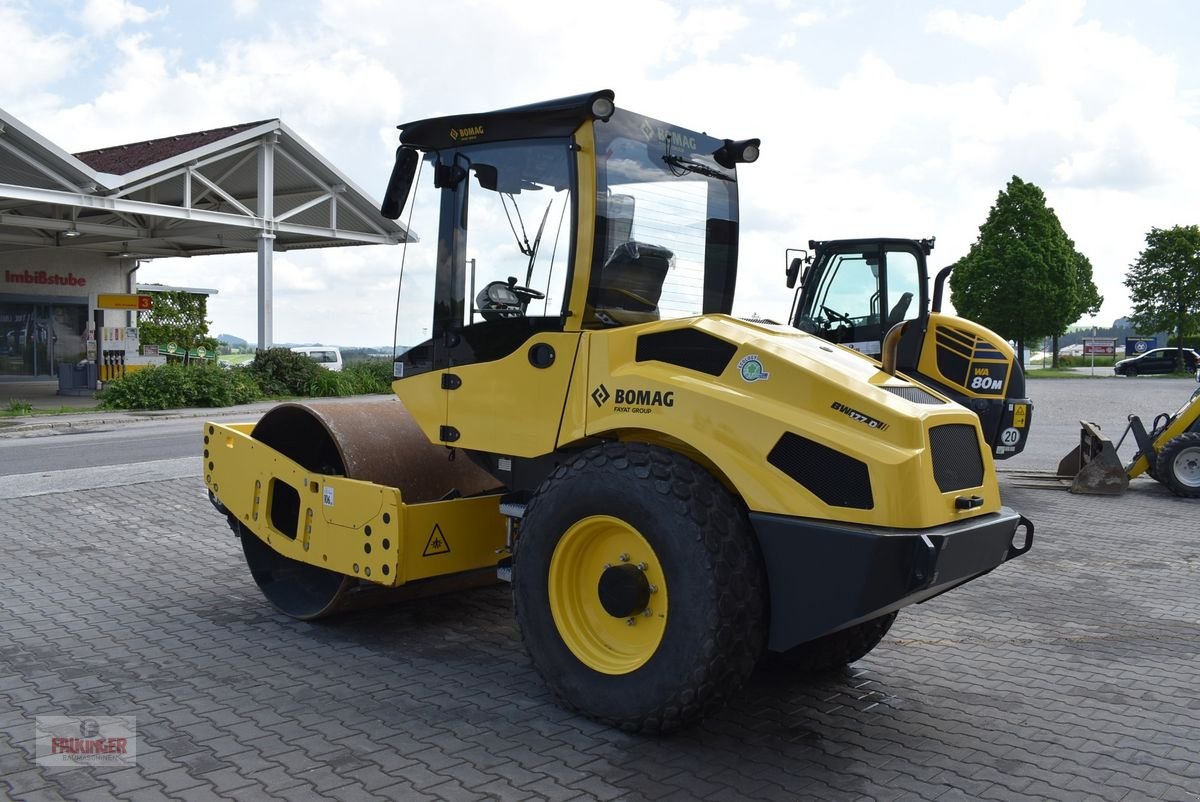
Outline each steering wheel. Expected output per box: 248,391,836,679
821,305,852,325
509,282,545,302
476,278,545,321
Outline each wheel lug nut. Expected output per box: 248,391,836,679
618,553,630,562
626,617,636,626
642,608,653,617
637,562,648,571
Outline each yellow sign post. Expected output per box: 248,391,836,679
97,294,153,310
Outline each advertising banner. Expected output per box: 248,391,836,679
1125,336,1156,356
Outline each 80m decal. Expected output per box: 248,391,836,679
831,401,889,432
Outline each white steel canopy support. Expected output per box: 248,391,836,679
257,232,275,349
256,134,277,349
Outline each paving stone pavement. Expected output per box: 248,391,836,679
2,468,1199,800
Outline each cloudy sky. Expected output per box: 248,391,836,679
3,0,1198,346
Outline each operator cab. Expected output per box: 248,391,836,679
380,90,756,378
789,238,931,358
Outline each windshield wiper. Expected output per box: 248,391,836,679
662,154,733,182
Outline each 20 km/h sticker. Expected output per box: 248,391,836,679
1000,427,1021,446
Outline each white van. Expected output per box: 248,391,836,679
291,346,343,371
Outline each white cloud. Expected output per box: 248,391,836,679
790,9,824,27
679,7,750,59
0,4,81,94
79,0,165,34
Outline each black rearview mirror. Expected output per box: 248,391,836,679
472,164,499,191
380,146,420,219
786,256,803,289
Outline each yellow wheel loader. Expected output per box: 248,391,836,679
204,90,1033,733
786,238,1032,461
1057,386,1200,496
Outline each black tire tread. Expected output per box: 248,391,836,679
775,612,897,672
513,441,766,734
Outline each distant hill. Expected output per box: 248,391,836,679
217,333,248,347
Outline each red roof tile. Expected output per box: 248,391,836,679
73,119,277,175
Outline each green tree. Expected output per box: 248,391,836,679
950,176,1095,363
137,290,218,361
1125,225,1200,372
1050,243,1103,368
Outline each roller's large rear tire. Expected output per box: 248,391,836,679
513,442,766,733
775,612,897,672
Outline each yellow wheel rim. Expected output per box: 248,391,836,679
548,515,669,675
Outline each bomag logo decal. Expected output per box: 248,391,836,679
831,401,889,432
449,125,485,142
592,384,675,413
656,127,697,151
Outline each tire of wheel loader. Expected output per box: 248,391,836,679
1155,432,1200,498
512,442,767,734
774,612,897,672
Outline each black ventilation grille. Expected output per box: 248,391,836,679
883,385,944,405
768,433,874,509
636,328,738,377
929,424,985,492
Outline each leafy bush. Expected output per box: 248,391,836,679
1057,355,1115,368
341,359,395,394
99,363,262,410
98,350,394,410
246,347,323,396
304,367,351,397
5,399,33,416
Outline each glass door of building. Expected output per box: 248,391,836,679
0,302,56,377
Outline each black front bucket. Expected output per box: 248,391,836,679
1056,420,1129,495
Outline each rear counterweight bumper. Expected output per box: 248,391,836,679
750,507,1032,652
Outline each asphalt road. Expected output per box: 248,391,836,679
0,412,263,477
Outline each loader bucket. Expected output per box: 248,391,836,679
1056,420,1129,495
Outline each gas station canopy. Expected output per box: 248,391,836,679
0,108,408,347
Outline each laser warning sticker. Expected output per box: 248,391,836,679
423,524,450,557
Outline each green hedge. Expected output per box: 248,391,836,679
98,352,396,410
1056,355,1116,367
98,362,261,410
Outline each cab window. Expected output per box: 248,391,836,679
884,250,921,327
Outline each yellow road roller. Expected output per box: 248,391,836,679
205,90,1033,733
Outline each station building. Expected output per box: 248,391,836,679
0,108,406,379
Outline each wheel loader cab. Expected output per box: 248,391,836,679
789,237,1033,460
791,239,927,358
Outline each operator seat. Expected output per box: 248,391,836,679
588,241,675,324
886,292,914,328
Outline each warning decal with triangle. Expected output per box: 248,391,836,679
423,523,451,557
